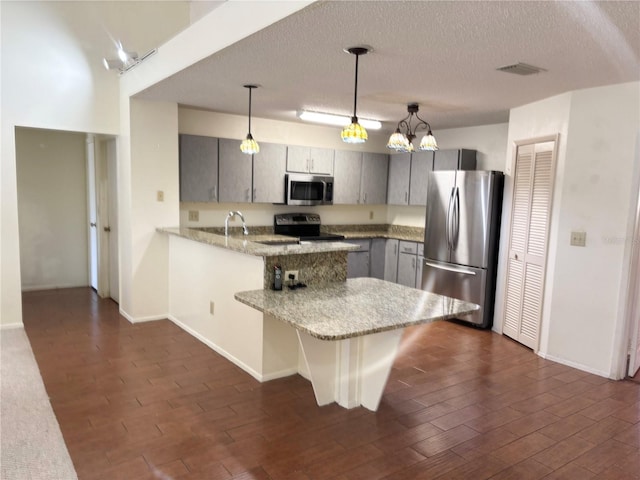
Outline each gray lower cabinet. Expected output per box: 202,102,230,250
286,145,334,175
387,153,411,205
218,138,253,203
384,239,399,282
333,150,362,204
361,153,389,204
370,239,386,279
179,134,218,202
252,142,287,203
346,239,370,278
397,241,419,287
433,149,477,170
409,151,434,206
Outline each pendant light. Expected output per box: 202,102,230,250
387,103,438,153
240,85,260,155
341,46,370,144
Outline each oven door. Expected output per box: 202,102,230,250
286,174,332,205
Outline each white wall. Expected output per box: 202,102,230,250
16,128,89,290
494,82,640,378
0,1,190,326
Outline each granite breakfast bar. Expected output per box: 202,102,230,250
235,278,479,411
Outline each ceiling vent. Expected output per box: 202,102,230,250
496,62,546,76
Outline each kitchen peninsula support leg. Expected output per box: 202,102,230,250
296,329,404,411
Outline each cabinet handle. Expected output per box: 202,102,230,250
212,186,217,201
246,188,250,201
310,158,314,171
404,192,408,203
412,257,416,268
363,192,367,203
394,244,397,255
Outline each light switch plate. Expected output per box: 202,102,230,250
570,231,586,247
157,190,164,202
188,210,199,222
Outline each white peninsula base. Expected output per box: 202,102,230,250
235,278,479,411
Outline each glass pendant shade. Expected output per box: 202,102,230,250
387,129,411,152
419,131,438,151
240,133,260,154
341,117,368,144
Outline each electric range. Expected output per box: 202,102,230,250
273,213,345,242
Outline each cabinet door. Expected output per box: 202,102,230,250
409,151,434,206
347,251,370,278
384,239,399,282
416,256,423,289
179,134,218,202
370,238,386,280
333,150,362,204
387,153,411,205
286,145,310,173
253,142,287,203
433,149,460,170
397,252,418,288
309,147,334,175
433,149,477,171
361,153,389,204
218,138,253,203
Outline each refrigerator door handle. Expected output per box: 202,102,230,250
446,187,455,250
425,261,477,276
453,186,460,248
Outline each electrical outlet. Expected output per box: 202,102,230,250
570,231,587,247
284,270,298,282
369,210,374,220
210,301,215,315
157,190,164,202
188,210,199,222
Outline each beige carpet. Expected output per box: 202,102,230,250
1,327,78,480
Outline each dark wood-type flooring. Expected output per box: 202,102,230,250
22,288,640,480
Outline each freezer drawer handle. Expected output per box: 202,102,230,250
425,261,476,276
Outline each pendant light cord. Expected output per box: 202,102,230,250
248,86,252,134
352,53,359,120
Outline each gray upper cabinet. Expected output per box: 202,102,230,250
387,153,411,205
333,150,362,204
409,151,434,206
433,149,477,170
218,138,253,203
252,142,287,203
286,146,334,175
361,153,389,204
179,134,218,202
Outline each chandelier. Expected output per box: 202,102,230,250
387,103,438,153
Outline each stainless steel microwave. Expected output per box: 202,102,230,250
285,173,334,206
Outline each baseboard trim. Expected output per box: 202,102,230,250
166,314,266,382
119,309,168,324
21,283,89,292
1,324,24,330
539,352,613,379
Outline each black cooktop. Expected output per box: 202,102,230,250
274,213,345,241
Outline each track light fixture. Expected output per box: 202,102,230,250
387,103,438,153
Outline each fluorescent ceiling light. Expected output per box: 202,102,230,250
297,110,382,130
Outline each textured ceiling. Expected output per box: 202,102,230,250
136,0,640,132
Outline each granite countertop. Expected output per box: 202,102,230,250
234,277,479,341
158,227,358,257
323,225,424,243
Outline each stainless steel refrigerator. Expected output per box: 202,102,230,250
422,170,504,328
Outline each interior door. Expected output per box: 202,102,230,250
86,135,98,290
627,179,640,377
106,139,119,302
503,139,556,350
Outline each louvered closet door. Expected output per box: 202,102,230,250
503,140,556,350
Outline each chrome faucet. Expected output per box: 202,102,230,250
224,210,249,236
